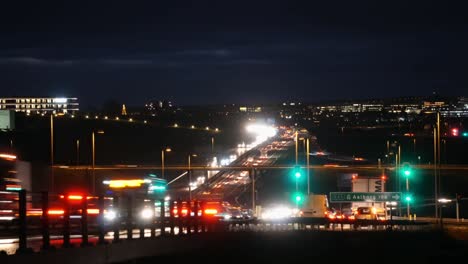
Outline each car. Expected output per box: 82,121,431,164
226,207,244,220
341,208,355,220
354,207,385,220
325,208,345,220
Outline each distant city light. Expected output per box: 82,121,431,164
174,123,178,127
53,98,67,103
191,125,195,129
246,124,277,138
220,158,230,166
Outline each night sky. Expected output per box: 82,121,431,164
1,1,467,107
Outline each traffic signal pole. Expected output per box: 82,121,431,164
306,138,310,195
406,177,410,218
295,131,298,165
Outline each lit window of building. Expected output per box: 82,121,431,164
0,97,79,114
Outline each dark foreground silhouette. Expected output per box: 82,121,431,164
122,230,468,263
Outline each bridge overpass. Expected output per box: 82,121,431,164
54,164,468,172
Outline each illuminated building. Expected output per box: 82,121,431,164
239,106,262,112
0,97,79,114
121,104,128,116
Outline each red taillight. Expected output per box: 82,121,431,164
48,209,64,215
172,209,178,215
181,209,188,216
348,215,355,220
204,209,218,215
68,195,83,200
87,209,99,215
328,214,335,219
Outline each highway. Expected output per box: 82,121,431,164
190,127,301,204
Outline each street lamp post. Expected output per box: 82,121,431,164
438,198,452,229
76,139,80,166
211,137,214,154
161,147,172,180
188,154,197,200
92,130,104,195
50,115,54,192
442,139,446,165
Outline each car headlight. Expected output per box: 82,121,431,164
141,208,153,219
224,214,232,220
104,210,117,221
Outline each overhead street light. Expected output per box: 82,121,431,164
438,197,452,229
438,198,452,203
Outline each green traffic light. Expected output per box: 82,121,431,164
292,192,304,205
405,196,412,202
295,171,301,178
463,132,468,137
404,170,411,177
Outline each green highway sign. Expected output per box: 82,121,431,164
330,192,402,202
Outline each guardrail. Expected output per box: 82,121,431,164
1,190,432,256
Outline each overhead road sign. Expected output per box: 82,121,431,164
330,192,402,202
